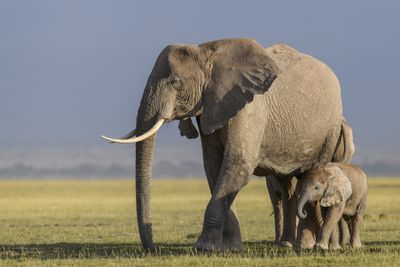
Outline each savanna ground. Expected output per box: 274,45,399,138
0,178,399,266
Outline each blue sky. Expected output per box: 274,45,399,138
1,0,399,150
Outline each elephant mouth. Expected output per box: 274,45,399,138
162,117,173,123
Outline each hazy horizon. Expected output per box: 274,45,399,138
1,1,399,177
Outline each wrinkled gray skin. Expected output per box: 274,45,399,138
111,38,344,251
267,117,354,248
298,163,368,249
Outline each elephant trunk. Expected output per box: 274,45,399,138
135,134,156,250
297,193,309,219
135,88,159,251
315,200,324,226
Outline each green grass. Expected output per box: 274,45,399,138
0,178,399,266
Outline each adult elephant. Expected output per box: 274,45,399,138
102,38,343,252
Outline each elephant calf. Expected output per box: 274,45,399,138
297,162,368,249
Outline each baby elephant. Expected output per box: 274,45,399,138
297,162,368,249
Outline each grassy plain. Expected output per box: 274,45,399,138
0,178,399,266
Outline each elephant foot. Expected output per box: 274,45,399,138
223,239,244,252
315,242,329,250
194,237,223,252
298,243,314,250
329,243,341,250
222,231,243,252
278,240,293,248
340,242,349,248
294,240,315,250
351,240,362,249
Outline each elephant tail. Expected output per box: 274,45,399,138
332,118,355,163
341,118,355,163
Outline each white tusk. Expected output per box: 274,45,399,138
101,119,165,144
120,129,137,139
105,129,137,143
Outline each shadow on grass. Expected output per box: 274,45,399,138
1,240,399,260
0,242,195,260
364,240,400,246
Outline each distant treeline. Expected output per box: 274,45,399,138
0,161,399,179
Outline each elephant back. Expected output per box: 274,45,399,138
265,43,302,73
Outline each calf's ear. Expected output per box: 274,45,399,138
321,167,352,207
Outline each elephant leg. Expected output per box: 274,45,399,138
329,226,341,250
339,217,350,247
316,204,345,250
265,175,283,246
195,153,251,252
349,213,363,248
222,202,243,251
350,196,367,248
280,176,297,247
199,135,243,251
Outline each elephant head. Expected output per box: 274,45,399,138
101,38,280,249
297,165,352,219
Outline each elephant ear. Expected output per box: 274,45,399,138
178,118,199,139
200,39,280,135
321,167,352,207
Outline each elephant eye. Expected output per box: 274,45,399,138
314,186,319,190
171,76,183,88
